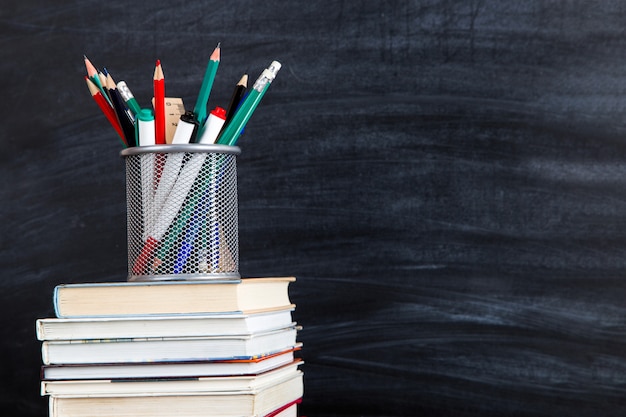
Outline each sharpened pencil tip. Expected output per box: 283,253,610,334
210,45,220,61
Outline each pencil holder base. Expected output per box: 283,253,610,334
127,272,241,282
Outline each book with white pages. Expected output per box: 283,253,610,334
42,326,299,365
48,372,303,417
36,308,294,341
41,360,302,396
41,344,301,380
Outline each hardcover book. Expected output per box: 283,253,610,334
53,277,295,318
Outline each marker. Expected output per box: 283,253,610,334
105,72,136,147
192,43,220,126
84,76,126,147
172,158,229,274
135,109,156,241
153,60,166,144
150,151,185,233
217,61,281,146
117,81,142,116
148,153,210,273
197,106,226,144
171,111,199,144
136,109,155,146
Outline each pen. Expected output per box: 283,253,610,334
217,61,281,146
171,111,199,144
105,72,136,147
153,60,166,145
85,76,127,147
197,107,226,144
193,43,220,127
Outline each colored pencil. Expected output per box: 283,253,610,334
153,60,166,145
85,76,126,147
83,55,111,106
217,61,281,146
193,43,221,126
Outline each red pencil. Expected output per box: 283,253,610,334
85,76,127,147
153,60,166,145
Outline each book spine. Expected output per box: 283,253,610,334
35,319,45,341
41,342,50,366
52,286,63,318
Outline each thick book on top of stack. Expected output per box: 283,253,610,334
52,277,295,318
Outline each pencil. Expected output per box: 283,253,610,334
106,73,136,147
85,76,126,147
217,61,281,146
193,43,220,126
224,72,248,127
83,55,111,106
153,60,166,145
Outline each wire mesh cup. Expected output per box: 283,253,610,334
121,144,241,281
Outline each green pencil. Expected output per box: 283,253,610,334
193,43,221,126
216,61,281,146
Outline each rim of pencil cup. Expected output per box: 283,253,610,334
120,143,241,157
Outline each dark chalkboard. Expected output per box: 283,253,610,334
2,1,626,416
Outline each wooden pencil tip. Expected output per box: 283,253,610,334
156,59,161,67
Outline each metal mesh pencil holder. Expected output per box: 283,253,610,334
121,144,241,281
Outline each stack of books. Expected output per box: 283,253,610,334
36,277,303,417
